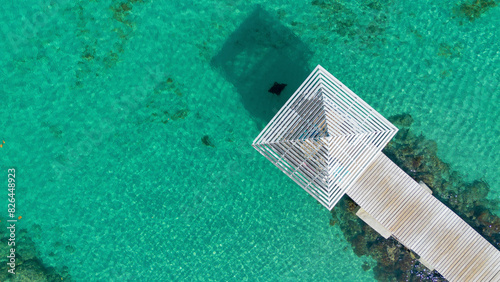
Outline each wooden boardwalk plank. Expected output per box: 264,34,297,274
461,247,500,281
416,215,462,259
437,230,483,277
353,158,397,205
471,251,500,281
426,220,470,268
396,200,448,245
417,212,467,257
397,201,448,246
448,238,491,281
367,177,418,228
488,265,500,281
387,191,431,232
376,175,424,228
405,201,452,249
346,152,500,281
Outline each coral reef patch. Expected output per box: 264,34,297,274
331,113,499,281
437,43,463,58
454,0,498,22
72,0,148,87
145,77,190,124
0,220,71,281
311,0,391,48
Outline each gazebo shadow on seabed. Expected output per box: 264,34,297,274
211,6,312,129
252,65,500,282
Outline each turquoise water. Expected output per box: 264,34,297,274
0,0,498,280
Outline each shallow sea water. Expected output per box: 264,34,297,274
0,0,498,280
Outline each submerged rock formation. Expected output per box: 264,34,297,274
454,0,498,21
201,135,215,147
0,221,71,281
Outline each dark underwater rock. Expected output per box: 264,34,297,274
455,0,498,21
268,82,287,95
201,135,215,147
388,113,414,127
362,261,371,271
170,109,189,120
11,258,66,281
14,259,48,281
0,220,70,281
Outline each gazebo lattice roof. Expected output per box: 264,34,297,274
253,65,398,209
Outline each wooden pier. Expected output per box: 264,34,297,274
253,65,500,281
347,153,500,281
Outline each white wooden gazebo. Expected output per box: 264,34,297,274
253,65,398,209
253,65,500,281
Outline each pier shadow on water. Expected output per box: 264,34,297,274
211,6,312,129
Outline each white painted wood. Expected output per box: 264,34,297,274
356,208,392,239
418,257,435,271
419,180,433,194
253,65,398,209
346,153,500,281
489,269,500,282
